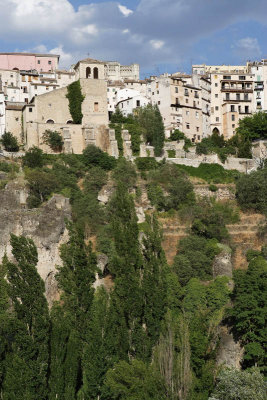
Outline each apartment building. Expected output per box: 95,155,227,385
247,59,267,112
193,64,254,139
151,73,210,142
0,53,59,73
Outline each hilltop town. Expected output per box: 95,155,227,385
0,52,267,167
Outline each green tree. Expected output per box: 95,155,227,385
227,255,267,372
25,168,59,207
82,144,116,170
236,168,267,213
49,224,97,399
22,146,45,168
2,235,50,400
105,359,168,400
43,130,64,152
79,286,109,400
0,132,19,152
210,368,266,400
236,111,267,141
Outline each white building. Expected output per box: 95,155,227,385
105,61,139,81
0,92,5,136
117,93,150,116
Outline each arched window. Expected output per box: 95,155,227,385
86,67,91,78
66,120,73,124
13,67,19,71
46,119,54,124
212,127,220,135
93,67,98,79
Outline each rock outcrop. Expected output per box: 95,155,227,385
0,180,71,306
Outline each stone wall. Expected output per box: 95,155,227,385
194,184,235,201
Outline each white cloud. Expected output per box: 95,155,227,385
123,29,130,34
118,4,133,17
233,37,261,57
150,40,164,50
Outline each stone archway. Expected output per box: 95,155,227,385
86,67,91,78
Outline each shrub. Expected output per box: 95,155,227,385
135,157,159,171
25,169,59,207
209,184,218,192
236,168,267,213
112,158,137,188
0,132,19,152
167,149,175,158
176,163,240,183
0,161,19,173
42,130,64,152
173,235,220,285
82,145,116,170
168,129,185,141
23,147,44,168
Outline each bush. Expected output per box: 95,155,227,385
82,145,116,170
173,235,220,285
25,169,59,207
0,132,19,152
83,167,107,195
236,168,267,213
167,149,175,158
112,158,137,188
42,130,64,152
0,161,19,173
23,147,44,168
135,157,159,171
209,184,218,192
168,129,185,141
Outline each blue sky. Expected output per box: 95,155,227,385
0,0,267,78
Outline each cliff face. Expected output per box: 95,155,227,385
0,180,71,306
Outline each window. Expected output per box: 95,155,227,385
46,119,54,124
48,61,52,65
157,91,159,94
223,75,231,80
239,76,246,80
196,126,199,132
184,89,189,96
157,101,160,105
236,93,240,100
175,87,178,93
245,106,249,113
215,94,218,98
35,85,37,89
225,93,230,100
196,111,199,118
94,102,99,112
86,67,91,78
244,93,248,101
186,123,190,129
186,110,189,115
186,99,188,103
232,114,235,121
37,60,40,64
216,117,219,122
136,100,140,106
215,83,218,87
29,108,32,112
230,105,235,112
93,67,98,79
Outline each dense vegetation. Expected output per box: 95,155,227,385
66,80,85,124
0,132,19,152
0,142,266,400
42,129,64,152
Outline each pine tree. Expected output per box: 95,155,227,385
2,235,50,400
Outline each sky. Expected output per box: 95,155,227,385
0,0,267,78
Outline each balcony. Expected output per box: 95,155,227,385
221,88,253,93
255,85,264,90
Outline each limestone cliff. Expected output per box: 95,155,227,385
0,179,71,306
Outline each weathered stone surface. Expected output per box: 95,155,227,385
217,326,244,369
0,181,71,304
135,206,145,223
97,253,108,274
194,184,235,201
213,244,232,278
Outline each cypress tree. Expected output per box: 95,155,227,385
79,286,109,399
141,214,167,360
2,235,50,400
49,224,96,399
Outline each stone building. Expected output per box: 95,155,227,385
105,61,139,81
151,73,210,142
192,64,254,139
20,58,116,155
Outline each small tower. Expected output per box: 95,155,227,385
74,58,105,80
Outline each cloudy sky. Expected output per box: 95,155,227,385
0,0,267,77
